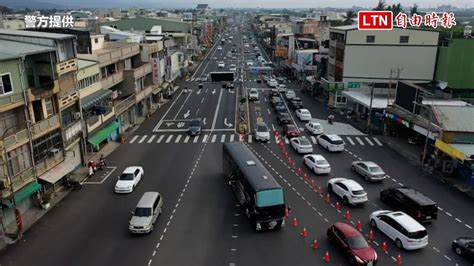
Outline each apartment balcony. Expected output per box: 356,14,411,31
145,42,164,53
125,63,152,80
34,149,65,177
56,74,77,99
86,107,115,133
26,80,60,102
114,94,136,116
0,93,25,113
56,58,78,77
135,85,153,103
101,71,124,90
31,114,61,139
96,43,140,68
0,128,29,152
0,167,36,199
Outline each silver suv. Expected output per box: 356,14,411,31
129,192,163,234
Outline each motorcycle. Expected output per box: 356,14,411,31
327,115,334,125
98,159,107,170
87,161,97,176
65,177,82,190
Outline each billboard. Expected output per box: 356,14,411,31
296,51,320,66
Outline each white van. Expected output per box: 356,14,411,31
129,192,163,234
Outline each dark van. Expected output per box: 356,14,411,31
380,187,438,222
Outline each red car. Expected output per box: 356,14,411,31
282,124,299,138
327,222,377,265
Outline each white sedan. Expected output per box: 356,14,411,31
327,177,368,205
285,90,296,100
303,154,331,174
115,166,144,193
290,137,313,154
296,109,312,121
305,120,323,135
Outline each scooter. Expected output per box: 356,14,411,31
327,115,334,125
98,159,106,170
88,161,97,176
65,177,82,190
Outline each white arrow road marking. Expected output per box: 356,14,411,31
165,122,175,127
202,118,207,125
196,89,201,95
183,110,190,119
177,122,185,128
224,118,233,128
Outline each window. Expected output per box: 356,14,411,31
94,38,99,43
336,182,348,191
32,130,62,164
366,35,375,43
400,36,409,43
6,145,32,177
256,189,284,207
44,97,55,117
0,73,13,95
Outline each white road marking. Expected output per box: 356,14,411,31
153,89,184,131
466,224,472,229
202,134,208,143
455,218,462,223
310,136,317,144
373,137,383,146
230,134,235,142
147,135,156,143
365,137,374,146
165,135,173,143
398,182,404,186
211,134,217,143
184,135,190,143
355,137,364,145
211,89,224,130
174,135,182,143
193,136,199,143
129,135,139,143
201,97,205,104
221,134,226,143
437,206,443,211
444,255,451,261
139,135,148,143
284,137,289,144
446,212,453,217
156,135,165,143
346,136,355,145
433,247,440,253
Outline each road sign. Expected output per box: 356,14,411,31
347,82,361,89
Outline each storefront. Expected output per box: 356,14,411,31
87,120,120,152
1,182,42,227
435,139,474,187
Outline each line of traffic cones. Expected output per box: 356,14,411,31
300,227,308,238
323,251,330,262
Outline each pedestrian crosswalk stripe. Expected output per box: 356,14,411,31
310,136,317,144
355,137,364,146
184,135,190,143
230,134,235,142
211,134,217,143
147,135,156,143
365,137,374,146
248,135,252,143
175,135,182,143
193,135,199,143
165,135,173,143
346,137,355,145
221,134,226,143
157,135,165,143
202,134,208,143
130,135,139,143
139,135,148,143
373,137,383,146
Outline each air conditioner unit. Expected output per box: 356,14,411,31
73,112,81,120
49,148,60,156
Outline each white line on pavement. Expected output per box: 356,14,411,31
202,134,208,143
446,212,453,217
139,135,148,143
221,134,226,143
310,136,317,144
373,137,383,146
355,137,364,145
156,135,165,143
230,134,235,142
365,137,374,146
211,89,224,130
193,136,199,143
211,134,217,143
346,136,355,145
147,135,156,143
184,135,190,143
129,135,139,143
466,224,472,229
165,135,173,143
174,135,182,143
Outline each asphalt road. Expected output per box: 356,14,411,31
1,15,473,266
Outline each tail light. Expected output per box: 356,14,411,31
417,211,422,218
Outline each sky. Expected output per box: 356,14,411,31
17,0,474,9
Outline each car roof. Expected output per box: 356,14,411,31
256,122,268,127
359,161,379,167
332,178,363,190
123,166,141,174
292,97,301,101
334,222,361,238
286,124,297,129
299,109,310,112
393,187,437,206
136,192,160,208
307,154,326,161
326,134,343,141
387,211,426,232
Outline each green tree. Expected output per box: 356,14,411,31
0,5,13,14
373,0,387,11
388,3,403,16
410,4,425,16
342,10,357,25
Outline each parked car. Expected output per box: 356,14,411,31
290,137,313,154
282,124,299,138
305,121,323,135
303,154,331,175
248,88,259,101
217,46,223,51
295,109,312,121
289,97,303,110
277,112,292,125
115,166,144,193
271,96,282,106
129,192,163,234
267,79,278,88
274,104,287,115
452,237,474,263
188,118,202,136
328,177,368,205
327,222,378,266
317,134,345,152
254,122,270,142
218,61,225,68
351,161,387,182
276,84,287,93
380,187,438,222
246,61,254,66
369,210,429,250
285,90,296,100
229,64,237,72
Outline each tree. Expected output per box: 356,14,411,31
0,5,13,14
373,0,387,11
342,10,357,25
388,3,403,16
410,4,425,16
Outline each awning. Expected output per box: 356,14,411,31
87,121,120,147
38,147,82,184
435,139,468,162
81,89,113,110
2,182,42,208
152,85,162,95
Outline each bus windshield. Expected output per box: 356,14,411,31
256,189,284,207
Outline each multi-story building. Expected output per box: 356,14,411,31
0,29,82,232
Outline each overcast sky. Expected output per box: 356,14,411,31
28,0,474,9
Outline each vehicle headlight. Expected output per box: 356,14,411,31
355,255,364,263
128,185,133,189
453,239,457,243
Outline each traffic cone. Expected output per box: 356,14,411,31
344,210,350,220
335,201,340,211
297,168,302,176
356,220,362,231
303,173,308,181
291,217,298,227
317,186,322,194
312,239,319,249
395,253,402,264
325,193,330,202
300,227,308,238
310,179,315,188
288,157,292,164
323,251,330,262
292,162,296,170
368,230,374,240
381,241,388,253
284,151,288,158
284,208,289,217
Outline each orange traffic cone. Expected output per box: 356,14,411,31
288,157,292,164
356,220,362,231
317,186,322,194
381,241,388,252
395,253,402,264
297,168,302,176
284,208,289,217
335,201,340,211
310,179,315,188
344,210,350,220
368,230,374,240
303,173,308,181
312,239,319,249
323,251,330,262
291,217,298,227
300,227,308,238
325,193,330,202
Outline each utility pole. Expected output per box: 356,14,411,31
366,82,375,132
384,68,401,135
